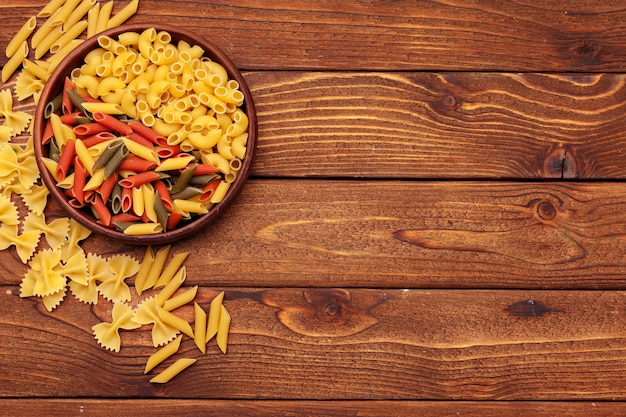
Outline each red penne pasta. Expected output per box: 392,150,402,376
128,120,165,145
84,190,97,204
73,156,87,205
56,138,76,181
192,163,219,175
121,186,133,212
128,131,155,148
99,173,118,202
153,180,174,210
93,111,133,135
43,118,54,145
119,171,161,188
92,194,112,227
156,143,181,159
74,123,111,137
82,132,118,148
68,198,85,208
62,77,74,115
117,155,158,172
60,111,83,125
166,210,183,231
111,212,141,223
199,178,221,202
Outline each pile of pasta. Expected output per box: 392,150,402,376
1,0,234,384
41,27,249,235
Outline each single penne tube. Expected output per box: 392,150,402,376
123,137,159,163
83,167,106,191
122,222,163,235
47,39,84,73
142,184,158,223
155,155,195,172
50,0,82,27
131,185,144,216
55,138,76,181
23,59,50,82
173,199,209,215
157,306,193,338
86,2,100,37
1,41,28,83
205,291,224,343
154,265,186,307
149,358,196,384
82,101,125,115
31,9,62,48
63,0,95,32
107,0,139,28
216,304,231,353
74,138,96,175
144,334,182,374
134,245,154,295
162,285,198,311
193,302,207,353
96,0,114,33
142,245,171,291
51,21,88,55
41,157,59,177
38,0,66,17
57,172,75,189
6,16,36,58
154,251,189,288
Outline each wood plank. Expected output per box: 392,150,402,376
2,180,624,289
2,287,626,399
2,399,626,416
5,71,626,179
3,0,626,72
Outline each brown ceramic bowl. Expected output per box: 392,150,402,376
34,23,257,245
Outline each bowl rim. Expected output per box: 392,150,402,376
34,23,257,245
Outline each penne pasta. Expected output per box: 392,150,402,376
157,306,193,338
154,265,185,307
144,334,182,374
6,16,36,58
216,304,231,353
63,0,96,32
96,0,114,33
86,2,100,37
205,291,224,343
154,251,189,288
141,245,170,291
38,0,67,17
134,245,154,295
162,285,197,311
107,0,139,28
149,358,196,383
2,41,28,83
193,302,207,353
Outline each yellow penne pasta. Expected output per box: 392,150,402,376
162,285,197,311
158,306,193,338
141,245,170,291
50,21,89,55
96,0,114,33
81,101,125,115
31,8,62,48
144,334,182,374
154,266,185,307
63,0,95,32
2,41,28,83
35,25,63,59
216,304,231,353
122,222,163,235
74,139,96,175
173,199,209,215
193,303,207,353
83,167,106,191
134,246,154,295
86,2,100,37
210,180,231,204
51,0,82,27
142,184,158,223
38,0,67,17
47,39,83,73
154,251,189,288
122,137,159,163
131,185,144,216
6,16,36,58
155,155,195,172
205,291,224,343
22,59,50,82
49,113,75,149
149,358,196,383
107,0,139,28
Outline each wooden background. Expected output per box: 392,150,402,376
3,0,626,415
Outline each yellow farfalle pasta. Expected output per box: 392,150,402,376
0,89,32,139
97,254,140,302
22,248,64,296
23,211,69,250
92,301,141,352
133,296,180,347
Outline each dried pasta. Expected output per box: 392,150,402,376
144,334,182,374
133,296,180,347
92,301,141,352
97,254,139,302
149,358,196,383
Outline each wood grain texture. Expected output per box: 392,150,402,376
1,181,623,289
2,287,626,400
5,71,626,179
3,0,626,72
2,399,626,417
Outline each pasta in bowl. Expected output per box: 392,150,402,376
33,23,257,244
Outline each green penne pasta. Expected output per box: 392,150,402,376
170,186,203,201
169,165,196,194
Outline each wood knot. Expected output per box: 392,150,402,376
261,288,386,337
567,39,602,66
541,145,587,179
506,299,562,318
536,201,557,221
443,95,457,109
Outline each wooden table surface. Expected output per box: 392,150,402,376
3,0,626,415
